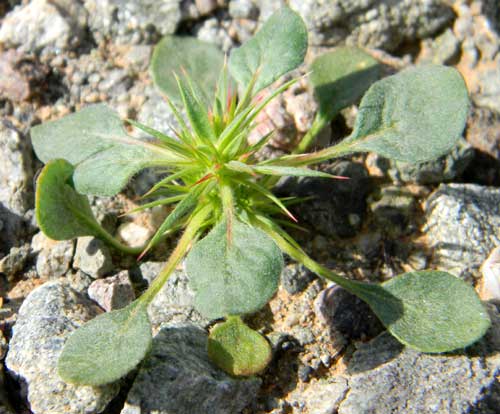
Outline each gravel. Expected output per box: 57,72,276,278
5,281,119,414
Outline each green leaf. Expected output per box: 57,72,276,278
35,159,99,240
186,218,283,319
31,104,174,196
345,65,469,163
208,316,272,376
151,36,224,104
58,300,152,386
253,165,344,179
348,271,491,353
310,47,381,122
228,6,307,94
140,183,206,257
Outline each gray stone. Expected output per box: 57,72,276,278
0,122,33,216
229,0,259,19
287,378,349,414
0,203,26,258
84,0,182,44
146,267,209,332
370,185,417,237
136,87,180,140
281,263,314,295
475,56,500,114
367,138,474,185
32,232,74,279
124,45,153,72
74,236,114,278
314,284,383,341
419,28,460,65
5,281,119,414
194,17,234,52
120,323,261,414
424,184,500,280
0,243,30,281
289,304,500,414
0,331,7,361
337,307,500,414
278,161,372,238
286,0,454,51
0,0,87,53
88,271,135,311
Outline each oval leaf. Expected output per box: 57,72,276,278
229,6,307,94
58,301,152,386
349,271,491,353
151,36,224,104
208,316,272,376
310,47,381,122
186,219,283,319
345,65,469,163
36,159,99,240
31,104,171,196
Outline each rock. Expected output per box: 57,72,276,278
366,138,474,184
466,106,500,160
84,0,182,45
117,222,153,249
0,244,30,281
287,304,500,413
0,50,47,102
479,246,500,301
338,308,500,414
5,281,119,414
74,236,113,278
287,378,349,414
419,28,460,65
136,87,180,139
120,323,261,414
281,263,314,295
370,185,417,237
194,0,218,16
32,232,74,279
145,266,209,332
88,271,135,311
229,0,259,20
0,122,33,216
0,0,87,53
124,45,153,72
194,17,234,52
65,270,93,294
286,0,454,51
424,184,500,280
314,284,383,341
278,161,372,238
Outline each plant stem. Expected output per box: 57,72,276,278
293,116,327,154
92,226,145,256
139,204,212,304
257,220,373,297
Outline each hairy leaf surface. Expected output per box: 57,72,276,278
36,159,99,240
229,6,307,94
151,36,224,104
58,301,152,386
345,65,469,163
186,219,283,319
31,104,169,196
208,316,272,376
310,47,381,122
348,271,490,352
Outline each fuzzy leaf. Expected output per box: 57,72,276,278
208,316,272,376
186,218,283,319
58,301,152,386
349,271,491,353
345,65,469,163
229,6,307,94
31,104,171,196
151,36,224,104
310,47,381,122
36,159,99,240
